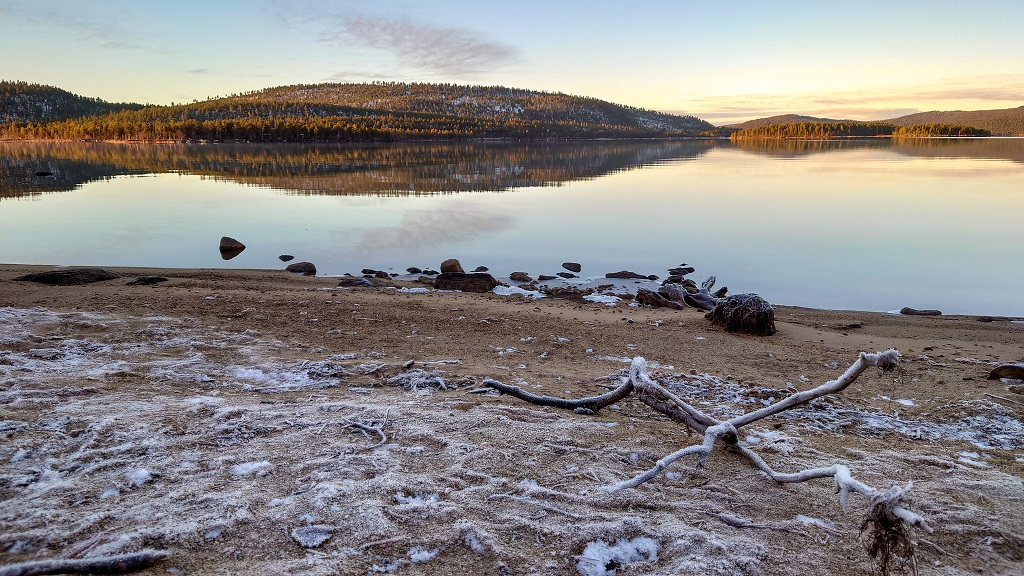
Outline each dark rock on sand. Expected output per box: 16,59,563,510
219,237,246,260
338,277,376,287
538,275,557,281
707,293,777,336
988,364,1024,381
510,272,533,282
440,259,465,274
606,270,657,281
279,255,295,262
562,262,582,273
433,272,499,293
286,262,316,276
406,267,423,274
15,268,120,286
900,307,942,316
126,276,168,286
557,272,577,279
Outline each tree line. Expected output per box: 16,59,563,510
730,121,990,139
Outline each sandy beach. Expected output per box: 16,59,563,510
1,264,1022,575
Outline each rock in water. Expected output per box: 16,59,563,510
706,293,776,336
606,270,657,280
562,262,582,273
510,272,533,282
557,272,578,279
473,266,490,272
219,236,246,260
279,255,294,262
285,262,316,276
433,273,499,293
15,268,119,286
440,258,465,274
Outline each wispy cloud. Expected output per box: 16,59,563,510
188,68,211,75
0,0,142,50
322,14,519,78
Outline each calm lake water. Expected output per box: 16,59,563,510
2,139,1023,316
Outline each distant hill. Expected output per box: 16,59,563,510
725,114,844,130
1,81,722,141
0,80,143,123
886,106,1024,136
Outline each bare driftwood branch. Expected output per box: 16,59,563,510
605,422,736,493
628,357,720,434
480,376,633,413
0,551,167,576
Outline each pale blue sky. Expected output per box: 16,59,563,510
2,0,1022,124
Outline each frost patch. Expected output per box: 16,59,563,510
229,461,271,476
407,546,441,562
291,524,334,548
575,537,661,576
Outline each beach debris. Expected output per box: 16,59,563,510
218,236,245,260
562,262,583,273
285,261,316,276
681,276,722,311
989,363,1024,381
440,258,465,274
899,307,941,316
278,254,294,261
433,272,499,293
706,293,777,336
635,288,684,309
14,268,119,286
0,550,168,576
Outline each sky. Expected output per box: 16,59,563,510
1,0,1023,125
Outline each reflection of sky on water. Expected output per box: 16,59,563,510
1,143,1022,316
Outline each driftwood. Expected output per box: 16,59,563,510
0,551,167,576
486,349,930,575
705,293,776,336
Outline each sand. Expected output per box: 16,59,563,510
1,264,1022,575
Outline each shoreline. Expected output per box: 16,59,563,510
2,262,1022,575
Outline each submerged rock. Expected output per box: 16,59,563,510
15,268,119,286
219,236,245,260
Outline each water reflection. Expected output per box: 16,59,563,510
0,141,717,200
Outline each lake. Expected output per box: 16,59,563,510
2,139,1022,316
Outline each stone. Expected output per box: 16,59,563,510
606,270,656,280
278,255,294,262
406,267,423,274
422,269,439,276
440,259,465,274
219,236,245,260
562,262,582,273
375,271,390,278
635,288,684,309
285,262,316,276
537,275,557,281
988,364,1024,381
706,293,777,336
668,266,695,276
900,307,942,316
337,277,375,287
557,272,577,279
510,272,533,282
290,525,334,548
433,272,499,293
15,268,119,286
473,266,490,272
126,276,168,286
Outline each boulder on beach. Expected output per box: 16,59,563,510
279,255,294,262
440,259,465,274
433,272,499,293
900,307,942,316
988,364,1024,381
15,268,119,286
219,236,246,260
285,262,316,276
562,262,582,273
510,272,533,282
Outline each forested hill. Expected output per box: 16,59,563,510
241,82,715,133
886,106,1024,136
0,81,143,123
0,81,721,141
726,114,842,129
